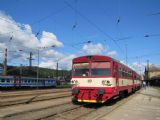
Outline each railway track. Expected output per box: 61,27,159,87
45,103,98,120
43,91,139,120
0,91,71,108
0,97,72,120
0,98,91,120
0,90,140,120
0,88,71,99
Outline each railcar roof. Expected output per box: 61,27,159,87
0,75,14,78
73,55,140,76
0,76,56,80
73,55,114,62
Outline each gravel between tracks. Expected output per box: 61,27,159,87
0,88,71,99
2,102,75,120
0,91,71,107
0,97,72,120
0,90,141,120
44,91,140,120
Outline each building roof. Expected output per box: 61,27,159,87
149,64,160,72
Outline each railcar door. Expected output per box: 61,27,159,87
113,62,119,88
132,73,135,90
43,80,45,87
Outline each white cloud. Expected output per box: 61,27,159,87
41,49,64,60
107,50,117,57
40,31,63,48
0,11,73,69
59,54,76,70
132,62,142,68
128,62,146,75
82,43,106,55
39,60,56,69
39,54,76,70
0,11,39,51
0,43,6,50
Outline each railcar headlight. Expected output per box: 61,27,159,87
102,80,111,86
102,80,107,85
71,80,79,85
75,80,78,84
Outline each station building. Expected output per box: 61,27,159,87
144,64,160,86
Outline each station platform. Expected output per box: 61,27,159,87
100,87,160,120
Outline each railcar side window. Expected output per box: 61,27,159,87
114,67,118,76
6,79,10,83
1,79,5,83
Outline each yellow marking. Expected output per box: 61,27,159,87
78,99,105,103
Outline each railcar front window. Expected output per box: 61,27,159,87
73,63,89,76
91,62,111,76
91,68,111,76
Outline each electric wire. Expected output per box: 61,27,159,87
31,6,67,26
64,0,125,54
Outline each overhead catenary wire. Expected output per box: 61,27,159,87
0,14,74,50
30,6,67,26
0,17,14,24
72,0,78,30
128,52,160,60
1,11,125,61
116,0,122,26
117,16,121,25
148,12,160,16
1,13,159,58
0,5,67,37
1,2,159,60
64,0,125,54
72,40,92,47
115,0,130,64
115,36,133,42
144,33,160,37
0,22,58,44
0,3,125,55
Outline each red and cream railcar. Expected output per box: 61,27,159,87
71,55,141,103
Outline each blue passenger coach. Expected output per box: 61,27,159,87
0,76,57,88
0,76,14,87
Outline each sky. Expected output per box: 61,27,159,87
0,0,160,73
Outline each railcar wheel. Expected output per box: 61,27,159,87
132,88,135,93
119,91,125,99
124,90,129,97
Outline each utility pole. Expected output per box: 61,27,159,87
62,70,64,79
27,52,34,68
36,45,56,87
147,60,149,80
37,49,39,88
125,44,128,65
56,62,58,80
136,56,141,75
3,48,7,76
20,64,22,76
